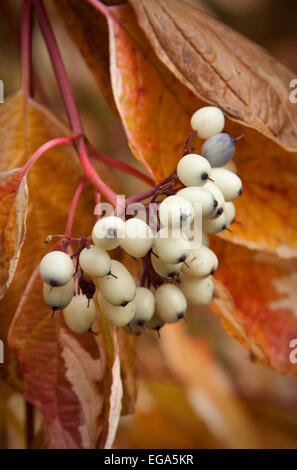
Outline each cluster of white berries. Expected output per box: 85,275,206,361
40,106,242,336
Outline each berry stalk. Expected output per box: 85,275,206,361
89,144,155,187
125,170,178,206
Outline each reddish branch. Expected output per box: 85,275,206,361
33,0,118,207
21,0,33,98
23,135,79,174
89,144,155,187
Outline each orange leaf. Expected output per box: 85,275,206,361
211,238,297,374
216,131,297,257
0,168,27,300
107,4,199,181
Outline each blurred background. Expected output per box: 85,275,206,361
1,0,297,449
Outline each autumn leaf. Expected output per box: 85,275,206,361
106,4,199,182
95,313,122,449
129,0,297,151
0,91,124,447
0,167,28,300
211,238,297,374
8,265,121,449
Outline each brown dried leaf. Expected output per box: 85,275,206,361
129,0,297,151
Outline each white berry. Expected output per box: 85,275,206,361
177,187,216,217
151,253,182,278
40,251,74,287
202,181,225,218
63,295,96,334
43,278,74,310
98,292,135,327
177,154,211,187
96,259,136,306
155,284,187,323
159,195,194,229
79,245,111,277
210,168,242,201
203,212,227,233
154,228,191,264
224,202,236,226
182,246,218,278
180,274,214,306
121,218,154,258
130,287,155,326
191,106,225,139
92,216,125,250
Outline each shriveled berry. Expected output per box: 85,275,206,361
79,274,96,300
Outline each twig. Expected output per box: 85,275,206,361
89,144,155,187
21,0,33,98
34,0,118,207
23,135,79,174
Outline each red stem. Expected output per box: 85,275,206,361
21,0,33,98
65,177,87,237
23,135,78,174
34,0,118,207
77,136,118,206
89,144,155,187
33,0,82,132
